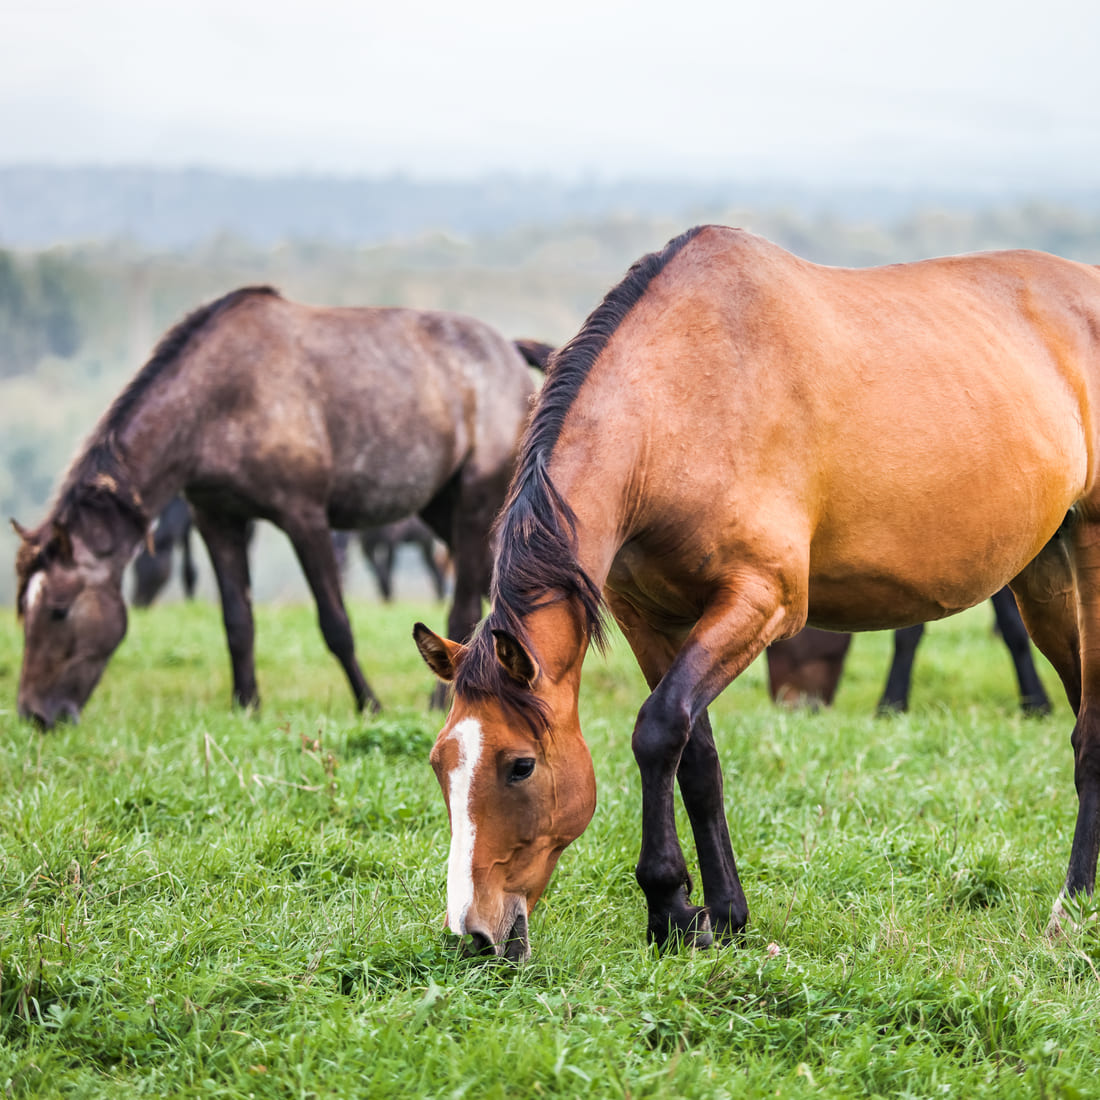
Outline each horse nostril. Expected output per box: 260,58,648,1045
461,930,497,958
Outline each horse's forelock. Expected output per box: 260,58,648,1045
454,619,551,737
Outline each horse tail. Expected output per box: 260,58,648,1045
513,339,556,372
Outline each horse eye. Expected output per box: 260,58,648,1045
49,606,69,622
509,758,536,783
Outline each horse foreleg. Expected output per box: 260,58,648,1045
191,507,259,709
608,593,748,946
630,584,791,949
990,586,1051,715
284,516,381,714
877,623,924,714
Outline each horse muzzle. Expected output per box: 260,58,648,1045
459,907,530,962
17,695,81,730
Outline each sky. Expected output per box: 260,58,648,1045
3,0,1100,189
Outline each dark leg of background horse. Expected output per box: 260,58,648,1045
877,623,925,713
415,530,448,600
331,531,351,587
990,586,1051,715
421,471,497,708
191,507,259,709
363,534,396,602
131,543,173,607
180,516,197,598
283,514,381,713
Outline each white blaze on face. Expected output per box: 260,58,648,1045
25,571,46,615
446,717,483,935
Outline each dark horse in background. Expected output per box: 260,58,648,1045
332,515,450,602
14,287,543,727
766,586,1051,714
130,495,198,607
415,226,1100,960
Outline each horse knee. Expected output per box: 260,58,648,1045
633,693,692,771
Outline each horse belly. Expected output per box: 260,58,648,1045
806,482,1078,632
328,438,461,527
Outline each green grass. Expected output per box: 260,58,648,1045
0,597,1097,1098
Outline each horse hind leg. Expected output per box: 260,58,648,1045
1011,526,1099,930
282,509,382,713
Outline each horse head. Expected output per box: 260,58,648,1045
13,478,144,728
414,617,596,961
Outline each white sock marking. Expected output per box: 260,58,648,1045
446,717,483,934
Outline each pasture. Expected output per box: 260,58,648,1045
0,596,1097,1098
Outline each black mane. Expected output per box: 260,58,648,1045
52,285,280,529
454,227,706,729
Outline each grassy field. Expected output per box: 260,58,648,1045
0,596,1097,1098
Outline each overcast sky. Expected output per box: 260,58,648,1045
3,0,1099,188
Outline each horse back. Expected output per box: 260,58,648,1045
554,228,1100,630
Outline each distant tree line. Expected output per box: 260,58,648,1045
0,249,83,376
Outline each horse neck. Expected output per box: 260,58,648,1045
109,364,204,520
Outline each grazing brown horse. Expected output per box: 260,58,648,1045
767,587,1051,714
14,287,538,727
415,225,1100,960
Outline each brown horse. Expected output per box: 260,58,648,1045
14,287,538,727
415,225,1100,960
766,587,1051,714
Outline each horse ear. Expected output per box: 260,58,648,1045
48,522,74,564
10,518,29,541
413,622,466,682
491,629,539,687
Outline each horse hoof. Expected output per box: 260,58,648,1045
648,905,713,951
1047,892,1098,940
